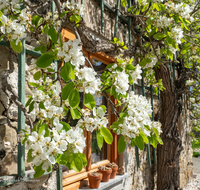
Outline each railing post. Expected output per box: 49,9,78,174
132,84,140,170
114,0,120,37
150,85,157,163
100,0,104,34
142,72,151,166
17,38,26,177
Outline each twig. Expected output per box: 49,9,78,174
2,83,33,131
53,0,62,15
125,12,149,19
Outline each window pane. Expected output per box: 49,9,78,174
91,59,107,163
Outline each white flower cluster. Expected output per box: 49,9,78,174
30,89,63,125
58,39,85,68
76,107,108,132
44,12,61,28
144,55,158,69
117,91,162,139
58,39,101,94
155,16,173,28
113,70,129,95
0,0,21,14
24,127,85,172
186,79,194,86
130,64,142,84
1,13,28,45
62,0,84,16
0,0,30,45
174,3,194,21
171,26,184,44
108,60,143,95
75,67,101,94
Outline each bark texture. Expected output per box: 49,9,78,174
155,65,183,190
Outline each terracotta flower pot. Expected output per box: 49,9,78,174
88,172,102,189
98,167,112,182
110,166,118,179
105,163,119,179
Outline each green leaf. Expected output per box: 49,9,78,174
27,149,34,163
29,82,39,87
118,135,127,154
167,49,173,60
33,71,41,80
78,153,87,167
134,135,144,150
0,34,5,42
157,136,163,145
126,64,135,70
38,124,46,135
39,101,45,109
139,131,149,144
69,88,80,108
155,3,160,11
99,105,106,113
121,0,127,7
36,52,55,68
84,93,96,110
60,122,71,132
48,26,58,43
72,154,83,172
60,62,72,82
61,82,74,100
29,101,35,113
10,40,22,53
97,128,104,150
100,127,113,144
25,97,33,107
42,25,49,34
60,11,69,18
32,15,43,28
34,163,45,178
40,45,47,54
59,33,63,48
70,108,82,119
43,124,50,137
32,120,43,132
153,33,165,40
127,6,134,12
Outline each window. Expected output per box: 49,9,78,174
61,28,121,190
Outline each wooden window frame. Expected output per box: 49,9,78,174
62,28,122,189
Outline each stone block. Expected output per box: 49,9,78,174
0,102,5,115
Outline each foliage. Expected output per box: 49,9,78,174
1,0,200,179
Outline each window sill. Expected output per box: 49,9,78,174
79,173,129,190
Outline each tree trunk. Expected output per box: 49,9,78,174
155,65,183,190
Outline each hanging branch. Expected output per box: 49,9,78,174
2,83,33,131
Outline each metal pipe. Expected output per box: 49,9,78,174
142,72,151,166
128,0,131,44
100,0,104,33
132,84,140,170
114,0,120,37
18,38,26,177
81,0,85,19
135,146,140,171
150,85,157,163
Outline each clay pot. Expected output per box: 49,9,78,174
88,172,102,189
105,163,118,179
98,167,112,182
110,166,118,179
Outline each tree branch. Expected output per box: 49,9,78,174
2,83,33,131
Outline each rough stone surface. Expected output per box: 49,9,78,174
0,172,56,190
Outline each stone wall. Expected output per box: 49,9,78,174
0,0,194,190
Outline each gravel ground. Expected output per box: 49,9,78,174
183,174,200,190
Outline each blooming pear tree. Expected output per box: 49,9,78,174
0,0,200,189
